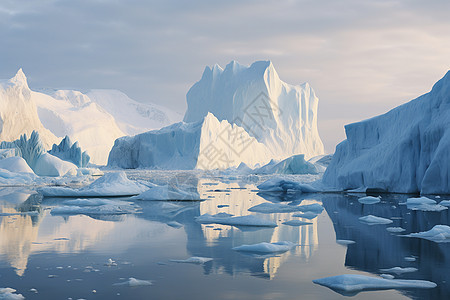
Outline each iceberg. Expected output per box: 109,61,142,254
254,154,319,174
48,136,90,167
323,71,450,194
232,241,297,253
404,225,450,243
0,69,58,149
34,153,77,177
0,157,34,174
40,172,148,197
195,213,277,227
313,274,436,296
0,131,46,170
184,60,324,160
108,112,271,169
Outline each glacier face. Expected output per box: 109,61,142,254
323,71,450,194
0,69,58,149
108,113,271,169
184,60,324,160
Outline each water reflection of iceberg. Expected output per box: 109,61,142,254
322,194,450,299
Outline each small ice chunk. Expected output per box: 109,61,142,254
403,196,447,211
29,288,38,293
170,257,213,264
404,256,416,262
386,227,406,233
405,196,436,205
113,277,152,287
380,274,395,279
167,221,183,228
358,196,381,204
232,241,297,253
105,258,117,266
313,274,436,296
439,200,450,206
404,225,450,243
257,177,318,193
359,215,393,225
48,274,58,278
336,240,356,245
130,184,201,201
379,267,418,275
195,214,277,227
282,220,312,226
292,211,319,219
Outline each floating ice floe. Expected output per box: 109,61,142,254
402,196,448,212
358,196,381,204
336,240,356,245
380,274,395,280
403,225,450,243
404,256,416,262
51,198,139,215
282,220,312,226
313,274,436,296
232,241,297,253
292,211,320,220
248,203,303,214
105,259,117,266
257,177,318,193
195,213,277,227
166,221,183,228
379,267,418,275
386,227,406,233
170,257,213,264
0,287,24,300
254,154,319,175
130,184,201,201
359,215,393,225
439,200,450,206
40,172,149,197
113,277,152,287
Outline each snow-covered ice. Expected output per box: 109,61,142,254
0,157,34,174
404,225,450,243
358,196,381,205
184,60,324,160
323,71,450,194
359,215,393,225
34,153,78,177
195,213,277,227
40,172,148,197
313,274,436,296
232,241,297,253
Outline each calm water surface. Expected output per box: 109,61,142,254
0,171,448,299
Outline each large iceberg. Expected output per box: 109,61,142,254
0,69,58,148
184,60,324,160
108,60,324,169
108,112,271,169
323,71,450,194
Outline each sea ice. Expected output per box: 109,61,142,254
313,274,436,296
40,172,148,197
336,240,356,245
170,257,213,264
403,196,447,212
257,177,318,193
113,278,152,286
248,203,304,214
404,225,450,243
50,201,139,216
195,213,277,227
439,200,450,206
292,211,320,220
358,196,381,204
232,241,297,253
386,227,406,233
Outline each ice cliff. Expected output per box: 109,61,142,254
184,60,324,160
323,71,450,194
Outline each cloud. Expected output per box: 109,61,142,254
0,0,449,152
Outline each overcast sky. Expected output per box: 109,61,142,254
1,0,449,153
